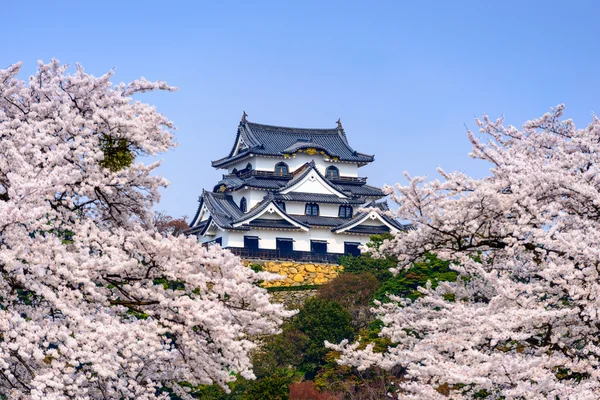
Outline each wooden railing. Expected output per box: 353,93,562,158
328,176,367,184
227,247,342,264
229,169,367,183
233,170,293,179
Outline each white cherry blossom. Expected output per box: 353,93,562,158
0,60,292,399
331,105,600,399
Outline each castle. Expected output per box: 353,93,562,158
188,113,409,264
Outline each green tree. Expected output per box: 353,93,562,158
292,298,355,379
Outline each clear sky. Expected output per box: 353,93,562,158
3,1,600,218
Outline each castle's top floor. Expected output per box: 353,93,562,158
211,114,375,170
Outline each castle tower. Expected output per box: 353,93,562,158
188,115,409,264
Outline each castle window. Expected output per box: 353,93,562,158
338,205,353,218
305,203,319,216
246,162,253,171
326,166,339,180
275,200,286,211
311,240,328,254
244,236,259,250
276,238,294,255
232,168,238,174
274,162,289,176
344,242,360,257
240,197,247,213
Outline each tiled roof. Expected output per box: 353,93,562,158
333,201,409,232
294,215,345,227
187,219,209,234
335,183,386,197
213,162,383,199
212,121,374,168
214,175,288,191
232,193,310,230
188,192,412,235
343,225,392,234
199,191,246,230
280,161,346,195
273,192,366,205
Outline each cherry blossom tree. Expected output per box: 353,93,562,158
0,60,292,399
150,211,189,237
330,105,600,399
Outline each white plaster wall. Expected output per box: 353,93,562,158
224,229,371,254
285,202,304,215
230,189,268,211
200,230,229,246
254,154,359,177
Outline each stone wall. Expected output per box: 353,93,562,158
267,289,318,309
243,260,343,287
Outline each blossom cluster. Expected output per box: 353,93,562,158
0,61,292,399
331,105,600,399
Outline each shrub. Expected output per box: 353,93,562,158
373,252,456,302
292,298,355,378
317,273,379,330
339,234,398,283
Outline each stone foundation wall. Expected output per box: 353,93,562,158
243,260,343,287
268,289,318,309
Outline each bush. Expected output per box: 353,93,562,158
292,298,355,378
339,234,398,283
238,368,296,400
317,273,379,330
373,252,456,302
255,328,310,376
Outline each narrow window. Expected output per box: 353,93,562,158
244,236,259,250
274,162,289,176
275,200,286,211
240,197,247,213
311,240,327,254
344,242,361,257
338,205,353,218
305,203,319,216
326,166,339,180
276,238,294,255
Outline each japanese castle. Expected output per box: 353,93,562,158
188,113,409,263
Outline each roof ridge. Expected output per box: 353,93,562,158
246,121,340,134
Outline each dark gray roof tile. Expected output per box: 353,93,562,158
212,121,374,168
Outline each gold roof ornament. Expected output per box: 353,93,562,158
336,118,343,129
241,111,248,123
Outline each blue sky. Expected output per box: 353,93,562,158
3,1,600,218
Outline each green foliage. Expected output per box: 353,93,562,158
317,273,378,309
189,369,296,400
256,328,310,376
99,136,134,172
291,298,355,378
317,273,379,331
187,237,458,398
153,277,185,291
339,234,398,283
373,252,457,302
236,369,295,400
249,264,264,273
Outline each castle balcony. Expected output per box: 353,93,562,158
232,169,294,180
328,176,367,184
226,247,343,264
228,169,367,184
